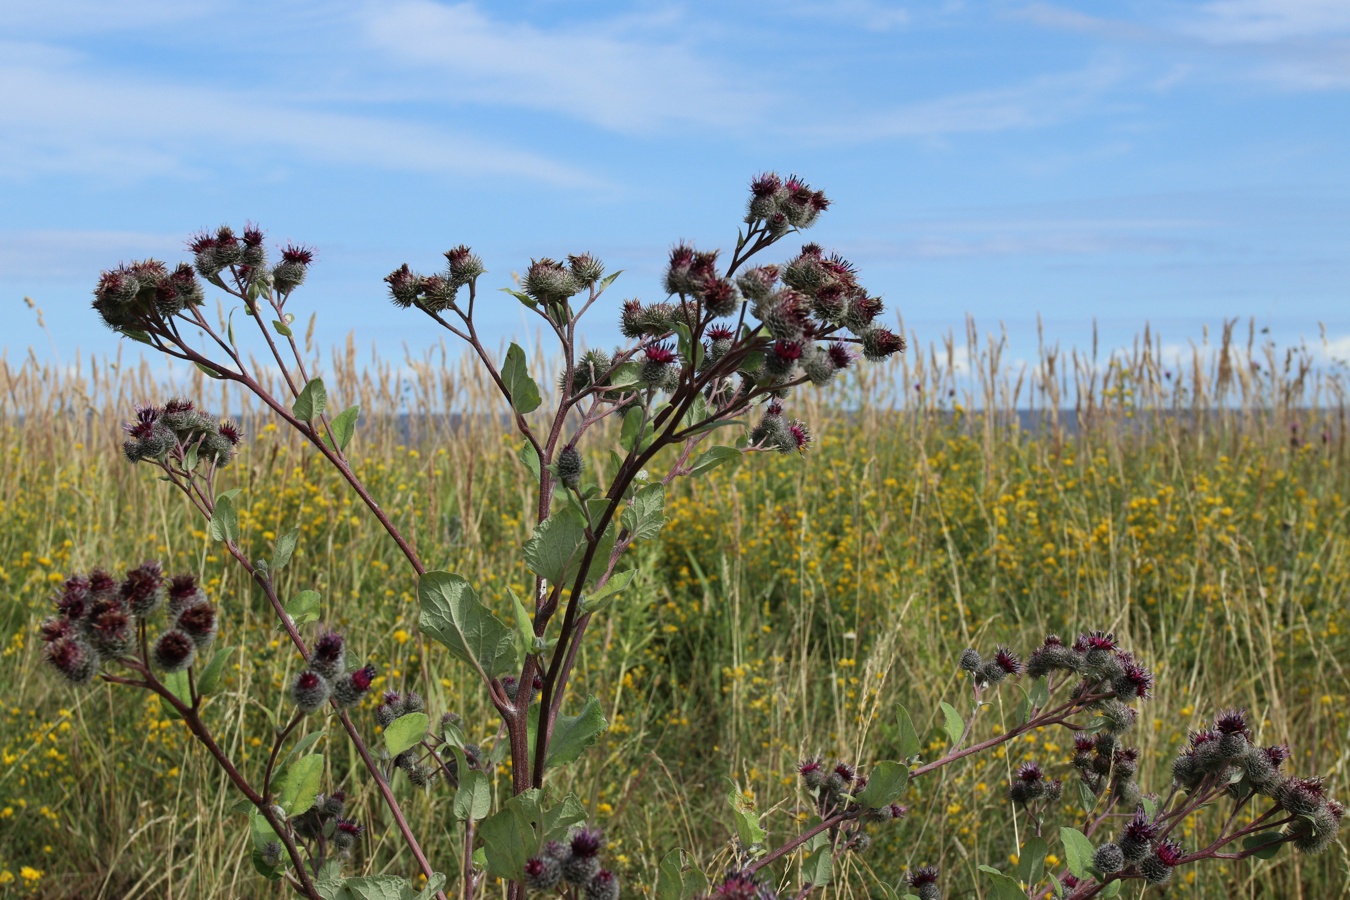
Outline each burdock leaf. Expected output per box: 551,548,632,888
545,695,607,769
279,754,324,816
417,571,517,678
384,712,429,757
293,377,327,422
502,343,542,414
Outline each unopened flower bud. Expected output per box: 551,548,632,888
332,819,363,853
1094,842,1125,873
524,855,563,891
557,445,583,490
585,870,620,900
45,636,101,685
153,630,197,672
176,602,218,649
309,630,346,680
290,669,330,714
333,664,377,708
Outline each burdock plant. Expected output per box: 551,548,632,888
46,176,1339,899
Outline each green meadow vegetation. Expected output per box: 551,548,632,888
1,317,1347,899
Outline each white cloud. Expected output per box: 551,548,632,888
1184,0,1350,43
827,62,1125,140
0,229,182,279
0,54,602,186
359,1,776,136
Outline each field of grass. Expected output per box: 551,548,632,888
1,320,1348,899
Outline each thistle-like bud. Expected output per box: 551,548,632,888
525,258,580,307
958,648,983,675
567,349,613,395
640,344,679,390
291,670,331,714
272,244,315,293
385,264,421,308
260,840,283,868
1093,842,1125,874
445,245,485,287
1275,777,1327,817
402,691,425,714
1292,803,1340,855
167,574,206,617
309,630,346,680
906,864,941,900
557,445,583,491
153,630,197,672
332,819,364,853
1118,808,1160,863
45,637,101,685
746,173,783,222
859,326,905,361
176,602,218,649
406,763,433,787
799,757,825,789
121,561,165,616
88,606,135,657
585,870,620,900
567,253,604,288
524,855,563,891
563,852,600,886
333,664,377,708
376,692,403,727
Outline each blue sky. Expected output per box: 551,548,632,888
3,0,1348,377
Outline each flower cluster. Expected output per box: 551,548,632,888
522,826,618,899
92,259,204,333
288,630,376,715
384,245,486,313
292,791,365,856
121,398,242,467
186,224,316,294
40,565,218,683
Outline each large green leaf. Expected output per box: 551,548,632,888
656,850,707,900
857,761,908,809
523,508,613,588
545,695,607,769
688,445,741,478
286,590,321,627
1060,826,1095,879
195,646,231,696
293,377,327,422
620,482,666,541
478,790,586,881
727,784,766,847
502,343,542,414
581,569,636,615
279,754,324,816
802,827,833,886
271,526,301,571
1018,835,1049,887
208,492,239,543
978,866,1027,900
938,701,964,747
417,571,517,678
329,405,360,451
453,767,492,822
384,712,429,757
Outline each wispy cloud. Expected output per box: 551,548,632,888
1184,0,1350,43
0,52,602,186
360,1,776,136
0,229,182,279
820,62,1126,141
